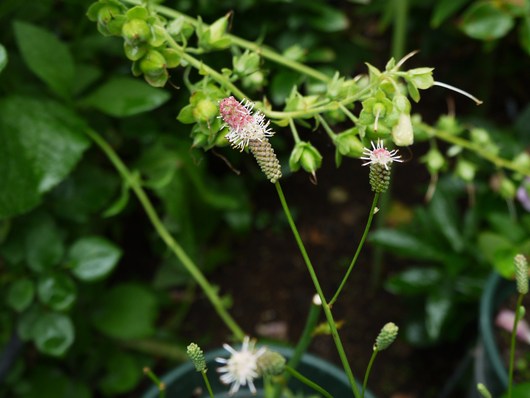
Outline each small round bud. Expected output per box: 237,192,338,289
476,383,492,398
187,343,206,372
391,113,413,147
374,322,399,352
515,254,528,295
289,141,322,176
122,19,150,45
139,49,166,76
257,350,286,376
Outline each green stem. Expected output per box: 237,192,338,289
143,368,167,398
273,301,322,398
329,193,380,307
201,371,215,398
275,181,361,398
391,0,409,60
315,114,337,140
288,118,302,143
84,128,245,340
429,127,530,177
285,366,333,398
362,350,378,398
508,294,524,398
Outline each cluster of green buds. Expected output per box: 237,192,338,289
374,322,399,352
358,55,434,147
187,342,207,373
256,350,286,377
514,254,528,295
87,1,181,87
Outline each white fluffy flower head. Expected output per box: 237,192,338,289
219,96,274,151
216,336,266,395
360,139,402,170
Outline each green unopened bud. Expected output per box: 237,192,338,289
374,322,398,351
197,13,231,50
421,147,445,173
124,42,148,61
515,254,528,295
334,129,364,158
94,5,125,36
518,305,526,319
257,350,286,376
455,157,476,182
167,16,195,41
233,51,260,76
499,176,516,200
122,19,150,45
289,142,322,176
187,343,206,372
391,113,414,146
148,22,167,47
476,383,492,398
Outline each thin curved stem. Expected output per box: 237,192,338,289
285,366,333,398
508,294,524,398
84,128,245,340
275,181,361,398
201,371,215,398
329,192,380,307
362,350,378,398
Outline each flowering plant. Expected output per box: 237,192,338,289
81,0,530,397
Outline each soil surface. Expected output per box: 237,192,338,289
182,139,478,398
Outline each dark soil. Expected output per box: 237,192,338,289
182,139,478,398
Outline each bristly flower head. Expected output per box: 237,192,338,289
361,139,402,193
219,96,282,183
361,139,402,170
219,96,274,151
216,336,266,396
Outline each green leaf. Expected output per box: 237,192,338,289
37,274,77,311
19,367,91,398
0,96,90,219
461,2,514,40
81,76,171,117
478,232,519,277
306,3,349,32
24,213,65,273
429,190,463,252
0,43,7,74
17,305,41,341
68,236,122,282
7,278,35,312
519,15,530,56
13,21,75,98
91,283,158,339
425,290,452,340
431,0,471,28
33,312,75,356
99,352,142,394
385,267,442,296
369,229,445,261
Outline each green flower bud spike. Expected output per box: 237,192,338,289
361,140,402,193
515,254,528,295
187,342,206,372
219,97,282,183
257,350,286,376
374,322,399,352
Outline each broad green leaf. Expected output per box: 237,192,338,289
385,267,442,296
503,382,530,398
430,0,471,28
80,76,171,117
369,229,445,261
37,274,77,311
33,312,74,356
14,21,75,98
0,43,7,74
17,306,41,341
429,190,463,252
461,2,514,40
520,16,530,56
68,236,122,282
99,352,142,394
91,283,158,339
25,213,65,273
306,3,349,32
0,96,90,219
7,278,35,312
425,291,452,340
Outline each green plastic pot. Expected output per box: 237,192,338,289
476,272,513,396
142,345,375,398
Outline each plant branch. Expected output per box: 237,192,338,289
84,128,245,341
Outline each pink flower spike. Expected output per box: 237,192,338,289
219,96,274,151
495,309,530,344
360,139,402,170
